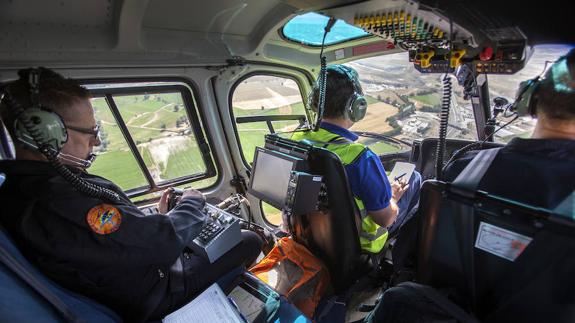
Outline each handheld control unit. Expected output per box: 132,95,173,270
190,203,242,263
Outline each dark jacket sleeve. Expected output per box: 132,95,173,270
166,196,207,245
41,175,206,269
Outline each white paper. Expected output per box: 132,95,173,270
475,222,532,261
335,49,345,60
163,283,243,323
388,162,416,183
228,286,265,322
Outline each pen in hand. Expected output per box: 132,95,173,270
394,173,407,182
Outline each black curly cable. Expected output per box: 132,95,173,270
3,88,120,203
435,74,452,180
313,17,336,131
314,55,328,131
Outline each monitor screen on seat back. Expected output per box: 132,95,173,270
249,147,303,210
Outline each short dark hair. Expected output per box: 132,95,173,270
0,67,90,137
310,65,362,119
535,48,575,120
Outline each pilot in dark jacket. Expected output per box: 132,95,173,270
0,68,261,322
444,48,575,212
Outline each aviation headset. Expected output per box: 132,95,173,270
511,49,575,117
1,68,68,155
309,65,368,122
1,68,119,201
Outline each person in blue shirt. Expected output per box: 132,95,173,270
293,65,421,253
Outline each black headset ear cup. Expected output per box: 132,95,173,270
512,77,540,117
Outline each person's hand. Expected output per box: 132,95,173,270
159,188,204,214
158,188,173,215
391,178,409,202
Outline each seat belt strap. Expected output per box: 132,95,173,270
0,243,83,322
452,148,502,197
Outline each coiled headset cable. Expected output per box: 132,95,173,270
435,74,452,180
313,17,336,131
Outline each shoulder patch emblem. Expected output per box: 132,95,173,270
86,204,122,235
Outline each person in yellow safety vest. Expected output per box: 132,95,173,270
292,65,422,254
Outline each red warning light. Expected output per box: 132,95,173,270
480,47,493,61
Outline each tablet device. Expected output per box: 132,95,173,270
388,162,416,183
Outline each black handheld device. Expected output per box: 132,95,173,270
167,188,184,211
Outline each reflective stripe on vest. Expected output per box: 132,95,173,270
292,129,388,253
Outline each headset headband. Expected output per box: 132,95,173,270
329,65,363,94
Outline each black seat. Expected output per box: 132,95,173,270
416,180,575,321
264,136,364,293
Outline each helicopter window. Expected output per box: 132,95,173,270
487,44,574,143
231,74,307,166
87,84,216,198
282,12,370,46
346,51,477,150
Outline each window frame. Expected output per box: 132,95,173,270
228,72,311,169
84,78,219,198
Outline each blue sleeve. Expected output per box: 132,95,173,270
345,149,392,211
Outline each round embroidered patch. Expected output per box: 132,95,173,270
86,204,122,235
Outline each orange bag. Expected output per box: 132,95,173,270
250,237,330,319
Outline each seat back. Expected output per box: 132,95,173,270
263,136,363,293
0,225,121,323
416,180,575,320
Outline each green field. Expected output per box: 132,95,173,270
90,150,149,190
411,93,441,106
365,141,403,155
365,95,380,105
89,93,208,191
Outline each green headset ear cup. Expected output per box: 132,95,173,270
14,108,68,152
347,93,368,122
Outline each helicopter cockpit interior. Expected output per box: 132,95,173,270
0,0,574,322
